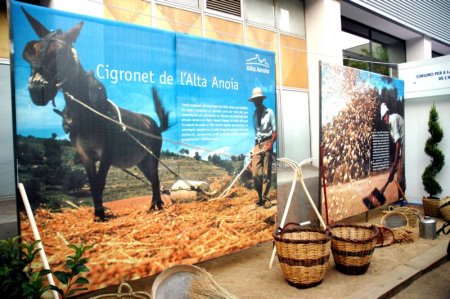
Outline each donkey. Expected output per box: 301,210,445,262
21,7,169,221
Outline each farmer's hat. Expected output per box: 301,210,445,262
248,87,267,102
380,103,389,120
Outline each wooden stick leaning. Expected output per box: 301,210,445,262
394,180,411,207
18,183,59,299
269,158,325,269
268,158,299,269
214,149,265,200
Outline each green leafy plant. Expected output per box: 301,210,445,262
0,236,92,299
53,243,93,297
422,103,445,199
0,236,59,299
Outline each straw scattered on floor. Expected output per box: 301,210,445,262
189,267,238,299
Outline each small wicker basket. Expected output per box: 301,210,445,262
380,207,419,228
422,197,441,217
375,226,395,248
391,207,420,227
439,197,450,221
381,211,409,228
273,224,331,288
331,224,379,275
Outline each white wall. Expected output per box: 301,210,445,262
400,56,450,203
405,96,450,203
305,0,343,166
406,37,432,62
278,90,310,163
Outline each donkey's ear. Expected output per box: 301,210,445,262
64,21,84,44
21,6,50,38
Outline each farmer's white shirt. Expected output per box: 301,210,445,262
253,106,276,142
389,113,404,145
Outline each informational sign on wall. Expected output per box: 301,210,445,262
399,55,450,98
12,1,276,293
320,62,405,222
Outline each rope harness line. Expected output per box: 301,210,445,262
63,91,228,157
108,99,126,132
120,168,152,186
63,91,254,195
123,128,195,190
213,148,266,200
64,91,197,190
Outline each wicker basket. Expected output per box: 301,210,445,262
331,224,379,275
375,226,395,248
273,225,331,288
422,197,441,217
386,206,420,227
381,212,409,228
439,197,450,221
394,207,420,227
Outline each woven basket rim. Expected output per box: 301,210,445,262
422,197,441,203
273,227,331,244
439,197,450,209
331,223,379,243
390,206,419,214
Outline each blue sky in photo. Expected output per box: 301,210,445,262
12,1,276,159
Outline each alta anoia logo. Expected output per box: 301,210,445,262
246,54,270,74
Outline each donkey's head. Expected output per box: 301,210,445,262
21,7,83,106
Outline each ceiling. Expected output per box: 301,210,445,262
341,1,450,55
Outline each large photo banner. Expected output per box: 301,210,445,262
12,1,276,292
320,62,405,223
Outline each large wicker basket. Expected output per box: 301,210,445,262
273,225,331,288
439,197,450,221
331,224,379,275
422,197,441,217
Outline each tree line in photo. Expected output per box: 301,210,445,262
17,134,249,212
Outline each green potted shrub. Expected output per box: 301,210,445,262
0,236,92,298
421,103,445,217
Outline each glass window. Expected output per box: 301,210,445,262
342,31,370,57
342,17,405,77
157,0,200,9
371,41,390,76
245,0,275,28
276,0,305,37
341,17,369,38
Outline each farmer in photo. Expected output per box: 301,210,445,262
380,102,406,205
248,87,276,208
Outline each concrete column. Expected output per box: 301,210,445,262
305,0,342,165
406,37,432,62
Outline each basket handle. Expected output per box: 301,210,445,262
277,222,303,235
375,226,394,248
437,221,450,236
276,221,311,236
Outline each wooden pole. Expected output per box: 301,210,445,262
18,183,59,299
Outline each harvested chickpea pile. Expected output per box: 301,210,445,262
20,185,276,293
321,89,378,186
321,87,385,222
